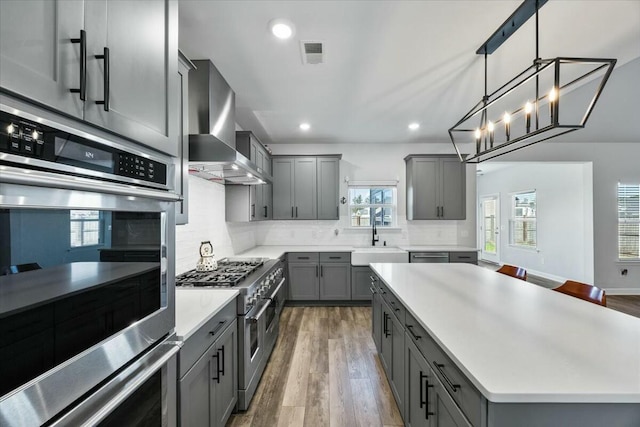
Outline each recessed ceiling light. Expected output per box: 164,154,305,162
299,123,311,131
269,19,295,40
408,123,420,130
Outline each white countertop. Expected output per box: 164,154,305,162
235,245,479,259
370,263,640,403
175,289,239,340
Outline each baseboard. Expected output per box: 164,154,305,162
602,288,640,296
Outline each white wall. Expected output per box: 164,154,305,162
477,162,594,284
259,142,477,247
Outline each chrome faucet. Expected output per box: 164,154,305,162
372,218,379,246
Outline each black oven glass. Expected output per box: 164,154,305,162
249,319,259,359
0,209,163,397
98,371,162,426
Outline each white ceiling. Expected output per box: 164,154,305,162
179,1,640,146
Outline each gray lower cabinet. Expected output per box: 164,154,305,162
288,262,319,300
288,253,351,301
380,298,405,418
178,304,237,427
351,266,373,300
371,277,382,352
406,155,466,220
0,0,179,156
319,263,350,300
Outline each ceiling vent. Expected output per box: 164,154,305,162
301,41,324,65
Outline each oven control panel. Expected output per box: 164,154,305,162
0,110,167,186
244,266,284,312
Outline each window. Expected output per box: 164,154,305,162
70,210,101,247
510,191,537,248
618,183,639,260
349,186,396,227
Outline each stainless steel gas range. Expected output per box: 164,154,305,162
176,257,286,410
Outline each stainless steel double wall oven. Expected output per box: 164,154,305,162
0,96,180,426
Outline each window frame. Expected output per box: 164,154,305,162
509,189,537,250
617,183,640,262
348,185,397,228
70,210,103,248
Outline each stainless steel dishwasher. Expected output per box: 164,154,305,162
409,252,450,263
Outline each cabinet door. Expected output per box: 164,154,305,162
351,266,373,301
406,339,431,427
380,303,393,376
293,157,317,219
317,157,339,220
319,263,350,300
0,0,84,118
411,158,439,220
372,289,382,353
288,263,319,300
433,371,472,427
440,158,466,220
272,158,295,219
390,312,406,419
213,321,238,427
179,345,215,427
84,0,178,156
176,54,191,225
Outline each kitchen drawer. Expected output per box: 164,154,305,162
288,252,319,263
406,312,483,426
449,252,478,264
179,301,236,378
319,252,351,263
378,281,405,324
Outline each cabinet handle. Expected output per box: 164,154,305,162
251,203,255,218
291,206,294,218
336,206,339,217
264,206,268,218
298,256,310,260
369,275,377,283
219,345,225,376
441,206,444,217
95,47,110,111
208,320,226,337
383,313,390,337
433,362,461,392
329,256,341,259
295,206,298,218
320,265,323,277
458,256,470,259
407,325,422,341
211,353,220,383
70,30,86,101
425,375,435,419
369,286,376,294
419,371,427,408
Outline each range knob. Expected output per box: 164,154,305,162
247,296,258,306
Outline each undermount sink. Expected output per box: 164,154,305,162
351,247,409,266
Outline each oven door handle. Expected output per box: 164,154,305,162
248,298,272,322
50,342,180,426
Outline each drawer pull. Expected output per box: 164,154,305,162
209,320,226,337
458,256,471,259
433,362,461,392
329,256,341,259
407,325,422,340
298,256,310,260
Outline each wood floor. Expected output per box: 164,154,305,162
227,306,403,427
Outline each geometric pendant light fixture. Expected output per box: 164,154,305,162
449,0,616,163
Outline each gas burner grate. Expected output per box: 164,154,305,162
175,259,266,288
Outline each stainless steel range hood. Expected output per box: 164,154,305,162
188,60,271,185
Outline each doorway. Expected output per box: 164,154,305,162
479,195,500,263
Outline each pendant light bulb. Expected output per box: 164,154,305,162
487,121,495,132
474,128,482,139
549,87,557,102
524,101,533,114
503,112,511,124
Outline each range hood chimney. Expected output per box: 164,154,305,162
188,60,271,185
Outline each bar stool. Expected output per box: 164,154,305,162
496,264,527,281
553,280,607,307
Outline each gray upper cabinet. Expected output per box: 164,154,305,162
235,131,272,221
0,0,84,118
84,0,178,156
317,157,340,220
273,155,340,220
176,52,195,225
1,0,179,156
406,155,466,220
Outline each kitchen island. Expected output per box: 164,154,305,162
370,262,640,426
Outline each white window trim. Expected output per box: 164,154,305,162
509,189,537,250
617,183,640,262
